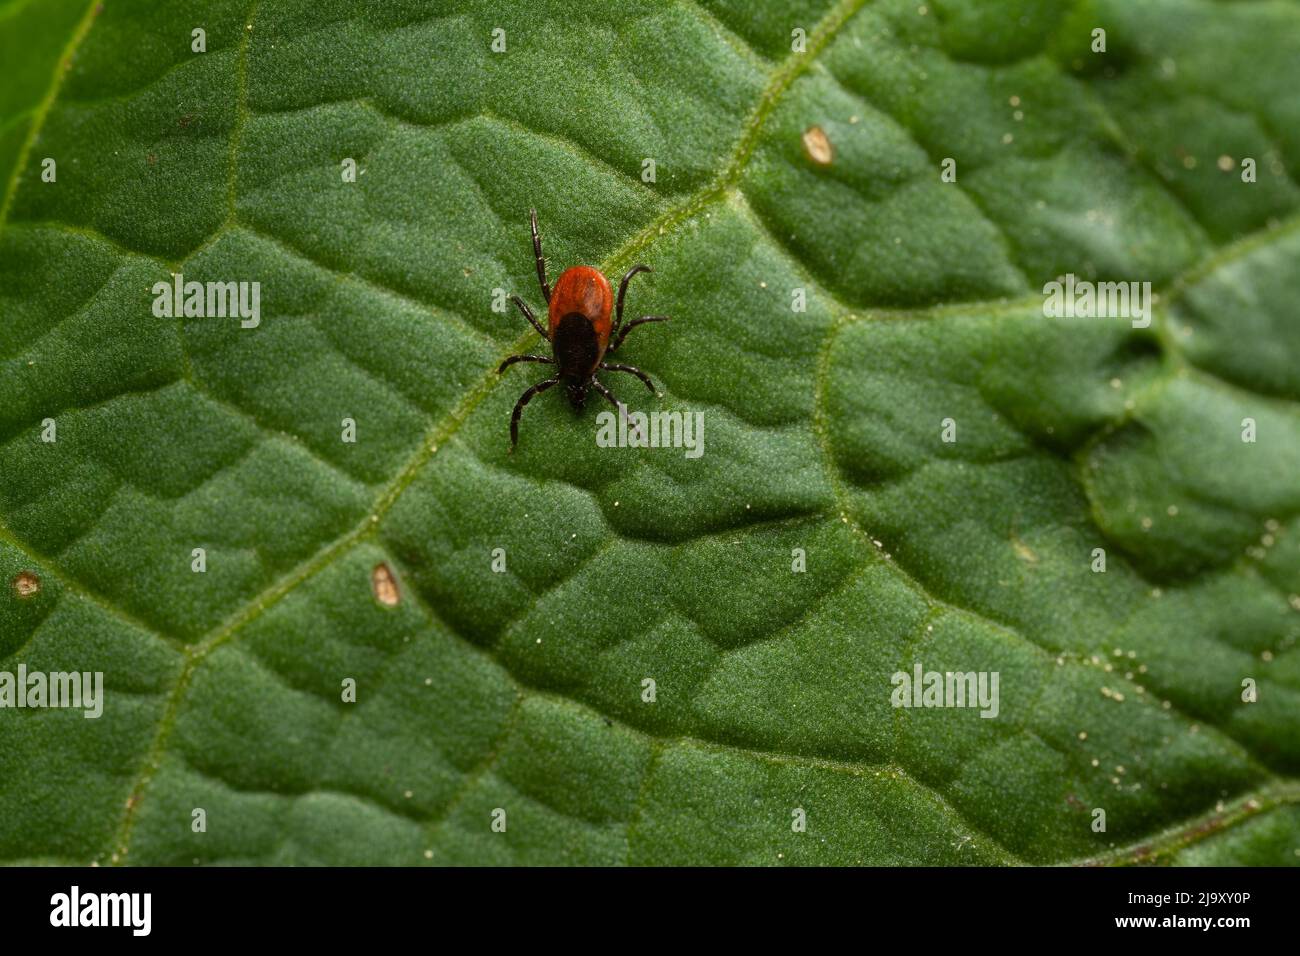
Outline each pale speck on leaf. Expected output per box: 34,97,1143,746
802,125,833,166
371,562,400,607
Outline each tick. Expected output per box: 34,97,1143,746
498,208,668,449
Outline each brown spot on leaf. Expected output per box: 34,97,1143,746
178,113,195,129
802,125,833,166
146,153,156,166
371,562,400,607
12,571,41,598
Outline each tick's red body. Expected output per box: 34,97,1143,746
549,266,613,391
498,210,669,449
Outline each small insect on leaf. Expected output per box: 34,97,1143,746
497,208,668,449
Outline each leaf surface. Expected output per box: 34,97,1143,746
1,0,1298,865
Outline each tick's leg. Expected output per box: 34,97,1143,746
599,362,656,394
498,354,553,374
510,376,560,451
531,208,550,304
592,379,648,445
614,264,651,335
609,315,668,352
591,378,622,411
510,294,548,339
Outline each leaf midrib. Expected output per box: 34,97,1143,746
0,0,99,232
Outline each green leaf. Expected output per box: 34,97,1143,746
2,0,1298,866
